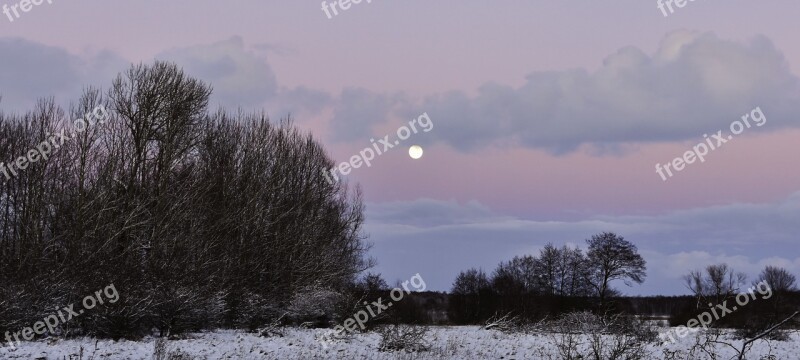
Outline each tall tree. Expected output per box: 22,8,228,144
585,232,647,309
0,61,372,338
755,266,796,293
556,245,590,297
450,268,492,324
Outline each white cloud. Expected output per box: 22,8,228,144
406,31,800,153
0,37,126,113
157,36,278,110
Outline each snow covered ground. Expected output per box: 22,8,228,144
1,326,798,359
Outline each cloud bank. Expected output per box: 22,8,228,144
365,193,800,294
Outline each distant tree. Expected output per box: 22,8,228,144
452,268,491,296
755,266,797,293
535,244,560,296
556,245,591,297
450,268,492,324
492,255,538,296
491,261,526,297
490,255,541,319
752,265,797,318
684,263,747,310
360,273,389,293
585,232,647,309
535,244,591,297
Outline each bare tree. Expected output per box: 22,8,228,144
585,232,647,309
452,268,491,296
0,61,372,338
535,244,560,296
558,245,591,297
493,255,538,295
450,268,492,324
684,263,747,310
755,265,796,293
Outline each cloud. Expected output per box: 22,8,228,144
329,88,406,141
251,42,296,57
5,32,799,155
157,36,279,109
368,198,507,228
0,37,126,113
365,193,800,294
267,86,332,120
155,37,334,119
406,31,800,153
0,36,329,120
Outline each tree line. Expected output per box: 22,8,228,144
0,61,371,339
448,232,647,324
445,232,800,336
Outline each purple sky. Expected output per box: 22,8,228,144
2,1,800,295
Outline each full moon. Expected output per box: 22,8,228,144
408,145,424,159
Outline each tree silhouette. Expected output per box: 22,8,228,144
585,232,647,309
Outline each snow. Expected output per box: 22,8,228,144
1,327,798,359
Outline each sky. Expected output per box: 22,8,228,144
1,1,799,295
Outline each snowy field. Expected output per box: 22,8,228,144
1,327,799,359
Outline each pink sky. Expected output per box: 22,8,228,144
2,1,800,293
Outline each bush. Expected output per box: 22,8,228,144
377,325,431,353
537,312,657,360
483,312,524,333
152,338,192,360
287,285,344,327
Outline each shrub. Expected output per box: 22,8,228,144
377,325,431,353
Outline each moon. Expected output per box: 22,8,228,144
408,145,424,159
